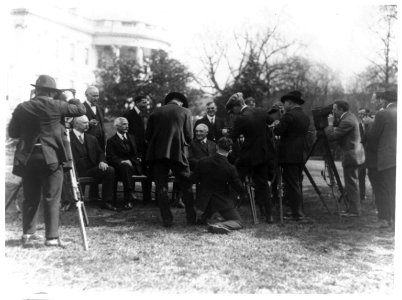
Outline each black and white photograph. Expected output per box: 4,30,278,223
2,0,399,297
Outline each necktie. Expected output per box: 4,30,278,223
79,135,84,144
210,117,214,125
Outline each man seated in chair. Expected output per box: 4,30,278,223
106,117,143,210
70,115,116,211
189,137,246,234
188,123,217,171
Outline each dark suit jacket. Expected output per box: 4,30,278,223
145,102,193,166
325,111,365,168
273,106,310,164
70,131,106,175
84,102,106,149
8,96,86,176
106,133,142,174
366,104,397,171
231,107,275,166
189,154,245,213
124,107,147,156
194,115,226,142
188,139,217,170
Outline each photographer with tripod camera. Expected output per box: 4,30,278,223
324,100,365,217
8,75,86,247
271,91,310,221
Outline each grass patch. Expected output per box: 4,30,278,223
4,159,394,294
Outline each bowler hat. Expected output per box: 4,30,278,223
31,75,59,91
164,92,188,108
280,91,305,105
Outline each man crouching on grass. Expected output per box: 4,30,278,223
189,137,246,234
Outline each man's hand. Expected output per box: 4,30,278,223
121,160,133,167
327,114,334,126
362,116,374,125
269,120,280,128
89,119,99,126
98,162,109,171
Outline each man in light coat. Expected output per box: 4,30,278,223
325,100,365,217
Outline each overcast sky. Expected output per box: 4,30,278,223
5,0,398,87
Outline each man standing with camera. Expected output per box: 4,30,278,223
8,75,86,247
272,91,310,221
226,92,275,223
325,100,365,217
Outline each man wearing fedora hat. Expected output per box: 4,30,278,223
8,74,86,247
145,92,196,227
366,90,397,228
271,91,310,221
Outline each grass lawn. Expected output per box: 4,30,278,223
4,158,395,295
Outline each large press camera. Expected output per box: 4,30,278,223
311,104,333,130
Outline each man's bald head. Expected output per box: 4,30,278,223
85,86,99,105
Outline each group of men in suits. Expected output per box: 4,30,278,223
10,74,397,244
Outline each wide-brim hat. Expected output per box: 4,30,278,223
164,92,188,108
30,75,60,91
280,91,304,105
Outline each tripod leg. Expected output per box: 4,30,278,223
76,201,89,250
278,168,284,224
245,177,259,225
303,166,331,214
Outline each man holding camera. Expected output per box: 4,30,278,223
325,100,365,217
271,91,310,221
8,75,86,247
226,92,275,223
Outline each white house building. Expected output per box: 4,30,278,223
6,6,170,110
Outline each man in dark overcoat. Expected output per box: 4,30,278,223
189,137,246,234
366,91,397,227
8,74,86,247
226,92,276,223
325,100,365,217
106,117,143,209
194,101,227,142
124,95,152,203
70,115,116,210
272,91,310,221
145,92,196,227
188,123,217,170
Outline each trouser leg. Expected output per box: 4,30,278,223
42,163,63,239
252,163,272,219
152,160,172,224
87,166,115,203
22,163,42,235
358,163,366,200
172,162,196,224
378,167,396,221
217,208,243,231
282,164,304,217
343,166,361,215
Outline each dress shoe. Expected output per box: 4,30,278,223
45,238,65,247
123,201,134,210
101,203,118,211
207,224,231,234
21,233,44,247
